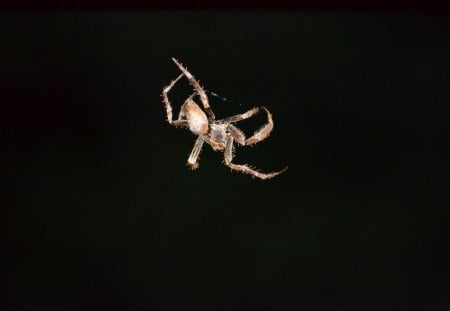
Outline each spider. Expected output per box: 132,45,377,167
162,58,287,180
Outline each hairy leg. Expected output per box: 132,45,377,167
171,58,215,120
222,107,260,123
224,136,287,180
162,73,184,124
228,124,246,145
187,136,205,169
246,107,274,145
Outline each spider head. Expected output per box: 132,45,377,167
210,139,226,151
208,123,227,151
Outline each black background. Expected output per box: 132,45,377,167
2,12,449,310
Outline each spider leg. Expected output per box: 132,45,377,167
228,124,246,145
224,107,263,145
245,107,274,145
224,136,287,180
162,75,196,128
162,73,184,125
187,136,205,170
171,58,215,120
221,107,260,123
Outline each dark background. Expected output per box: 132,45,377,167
1,12,449,310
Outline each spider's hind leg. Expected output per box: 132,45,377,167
222,107,260,124
228,124,246,145
224,136,287,180
245,107,274,145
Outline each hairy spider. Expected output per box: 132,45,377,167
162,58,287,180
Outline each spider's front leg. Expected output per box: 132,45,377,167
187,136,205,170
223,136,287,180
162,73,188,128
171,58,215,120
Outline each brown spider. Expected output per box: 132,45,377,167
162,58,287,180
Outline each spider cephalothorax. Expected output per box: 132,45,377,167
162,57,287,180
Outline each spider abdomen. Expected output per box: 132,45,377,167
184,99,209,135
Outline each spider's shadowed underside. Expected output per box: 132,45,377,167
162,58,288,180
